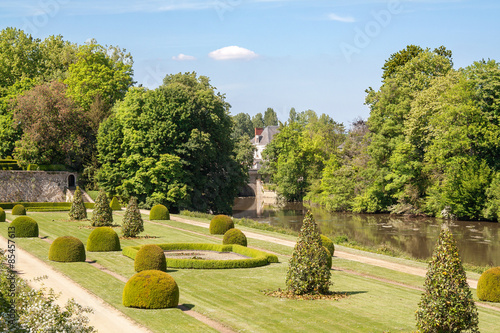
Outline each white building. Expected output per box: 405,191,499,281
251,126,280,170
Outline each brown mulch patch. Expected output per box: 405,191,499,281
262,288,349,301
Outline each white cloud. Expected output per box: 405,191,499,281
172,53,196,61
208,46,259,61
327,13,355,23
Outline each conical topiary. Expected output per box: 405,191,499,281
122,197,144,238
91,189,113,227
110,197,121,210
286,211,331,295
416,227,479,332
69,186,87,220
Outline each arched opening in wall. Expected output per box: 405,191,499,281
68,174,76,188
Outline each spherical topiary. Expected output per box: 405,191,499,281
134,244,167,272
86,227,121,252
10,216,38,237
321,235,335,257
0,207,5,222
109,197,121,210
209,215,234,235
12,204,26,216
477,267,500,302
49,236,86,262
149,204,169,220
223,228,247,247
123,270,179,309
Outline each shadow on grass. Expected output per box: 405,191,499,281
335,290,368,296
179,303,196,311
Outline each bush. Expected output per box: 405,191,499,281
122,197,144,238
122,270,179,309
0,207,5,222
109,197,121,210
86,227,120,252
223,228,247,246
49,236,86,262
12,204,26,216
69,186,87,220
477,267,500,302
323,246,332,269
209,215,234,235
11,216,38,237
91,189,113,226
149,204,169,220
134,244,167,272
415,227,478,332
321,235,335,257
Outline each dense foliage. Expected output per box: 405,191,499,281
415,228,478,332
10,216,38,237
49,236,86,262
0,207,5,222
122,197,144,237
109,197,121,210
223,228,248,247
91,189,113,226
86,227,121,252
134,244,167,272
69,186,87,220
209,214,234,234
286,211,331,295
320,235,335,257
149,204,169,221
11,204,26,216
477,267,500,302
122,270,179,309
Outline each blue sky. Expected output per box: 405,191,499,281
1,0,499,126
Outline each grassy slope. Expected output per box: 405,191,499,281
2,211,499,332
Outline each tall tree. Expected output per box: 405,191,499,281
232,112,254,139
264,107,278,126
251,112,265,128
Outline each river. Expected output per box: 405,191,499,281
232,197,500,267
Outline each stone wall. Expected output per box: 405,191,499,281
0,171,77,202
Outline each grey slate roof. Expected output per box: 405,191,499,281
254,126,280,145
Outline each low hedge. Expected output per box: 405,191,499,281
49,236,86,262
0,207,5,222
477,267,500,302
123,270,179,309
12,204,26,216
10,216,39,237
123,243,278,269
149,204,169,220
223,228,247,247
0,202,94,210
86,227,121,252
209,215,234,234
134,244,167,272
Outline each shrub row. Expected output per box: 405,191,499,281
123,243,278,269
0,202,94,210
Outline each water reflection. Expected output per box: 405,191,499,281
233,197,500,266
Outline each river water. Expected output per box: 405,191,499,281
232,197,500,267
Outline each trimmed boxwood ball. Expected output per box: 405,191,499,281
11,216,38,237
12,204,26,216
123,270,179,309
223,228,247,247
86,227,121,252
149,204,169,220
209,215,234,235
477,267,500,302
321,235,335,257
49,236,86,262
135,244,167,272
0,207,5,222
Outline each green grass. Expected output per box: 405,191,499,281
1,211,499,332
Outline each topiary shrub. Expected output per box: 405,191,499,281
49,236,86,262
321,234,335,257
10,216,38,238
134,244,167,272
477,267,500,302
209,215,234,235
223,228,247,247
323,246,332,269
109,197,121,210
12,204,26,216
122,197,144,238
123,270,179,309
69,186,87,220
86,227,120,252
0,207,5,222
149,204,169,220
91,189,113,226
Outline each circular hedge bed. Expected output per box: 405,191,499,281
223,228,247,247
123,270,179,309
10,216,38,237
86,227,121,252
0,207,5,222
209,215,234,235
49,236,86,262
149,204,169,220
134,244,167,272
321,235,335,257
477,267,500,302
12,204,26,216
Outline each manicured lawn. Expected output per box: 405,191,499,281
2,211,499,332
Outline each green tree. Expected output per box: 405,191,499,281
288,107,298,124
264,107,278,126
69,186,87,220
416,227,479,332
286,211,331,295
232,112,254,139
122,196,144,237
251,112,265,128
91,189,113,226
484,172,500,221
